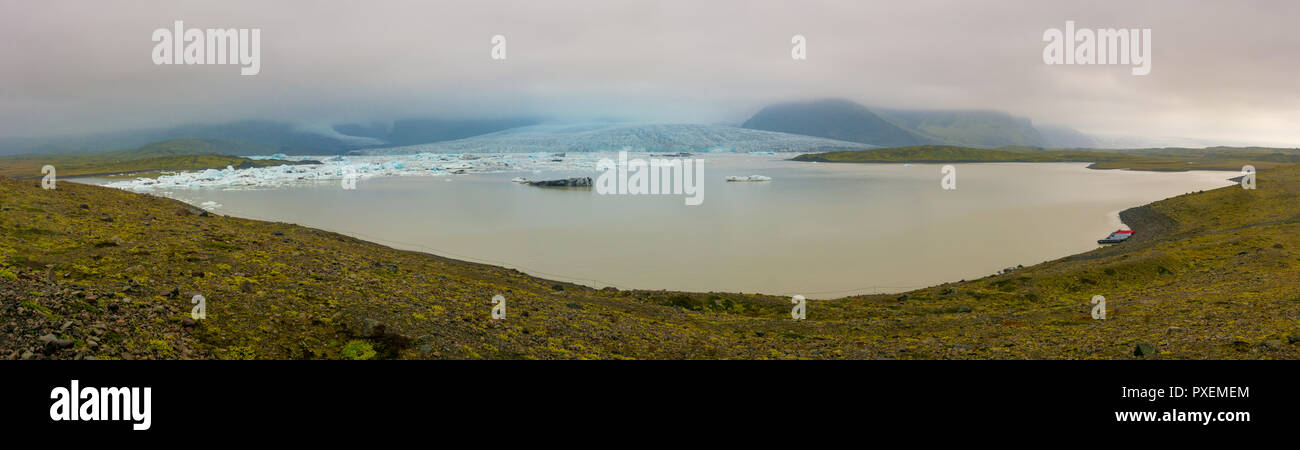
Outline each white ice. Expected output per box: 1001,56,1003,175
100,151,770,192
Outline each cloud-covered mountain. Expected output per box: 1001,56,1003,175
741,99,1104,149
0,118,540,156
873,108,1045,148
1034,124,1100,148
367,123,873,154
741,99,922,148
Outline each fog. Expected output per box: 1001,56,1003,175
2,0,1298,146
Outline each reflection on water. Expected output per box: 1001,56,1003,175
88,156,1234,298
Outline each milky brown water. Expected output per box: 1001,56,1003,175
98,156,1235,298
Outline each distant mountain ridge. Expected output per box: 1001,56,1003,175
0,138,301,179
0,118,540,156
742,99,1096,149
368,123,872,154
740,99,920,147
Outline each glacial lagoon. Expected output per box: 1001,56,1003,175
85,153,1235,298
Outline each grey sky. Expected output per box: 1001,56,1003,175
2,0,1298,146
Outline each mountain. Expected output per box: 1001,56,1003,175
335,118,541,147
0,121,367,156
367,123,873,154
0,139,300,179
874,109,1046,148
740,99,921,147
741,99,1096,149
1036,124,1100,148
0,118,540,156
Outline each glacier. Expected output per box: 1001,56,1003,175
97,122,867,191
97,151,785,192
365,123,873,155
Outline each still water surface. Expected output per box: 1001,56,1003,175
90,156,1234,298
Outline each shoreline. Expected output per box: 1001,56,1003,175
98,171,1182,301
85,162,1196,300
2,162,1296,359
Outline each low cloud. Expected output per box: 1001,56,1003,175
1,0,1297,146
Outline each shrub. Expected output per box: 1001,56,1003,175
341,340,376,360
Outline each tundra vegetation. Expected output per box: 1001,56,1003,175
0,146,1297,359
792,145,1300,171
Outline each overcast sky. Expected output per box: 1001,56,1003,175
2,0,1298,146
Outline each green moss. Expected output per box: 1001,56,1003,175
341,340,377,360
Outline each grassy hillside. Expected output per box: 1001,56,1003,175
875,109,1047,148
794,145,1300,171
1,161,1297,359
0,139,301,179
741,99,923,147
741,99,1057,148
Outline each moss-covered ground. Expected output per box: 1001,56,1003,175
1,162,1297,359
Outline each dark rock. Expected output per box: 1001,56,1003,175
361,319,385,337
1134,342,1158,357
896,295,909,301
565,302,583,309
39,333,72,353
551,284,564,291
1257,339,1285,349
78,204,89,209
1289,334,1300,345
955,306,972,313
526,177,592,187
181,317,196,328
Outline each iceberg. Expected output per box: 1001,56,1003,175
98,151,764,193
725,175,772,182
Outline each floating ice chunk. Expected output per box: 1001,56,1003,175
725,175,772,182
98,151,677,192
